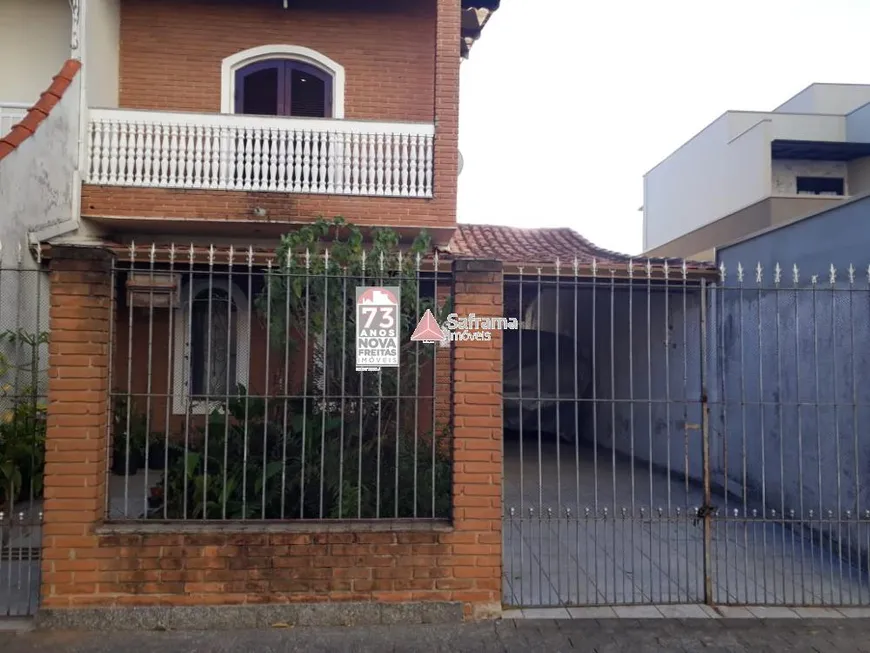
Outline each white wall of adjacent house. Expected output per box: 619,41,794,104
85,0,121,109
771,160,849,196
0,0,72,105
642,113,772,252
774,83,870,116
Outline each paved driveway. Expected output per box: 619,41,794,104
503,437,870,607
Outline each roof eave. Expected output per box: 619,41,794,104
460,1,500,59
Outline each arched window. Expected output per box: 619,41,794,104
173,279,250,415
221,45,346,119
235,59,332,118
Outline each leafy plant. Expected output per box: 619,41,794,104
0,329,49,511
110,394,149,475
149,219,454,521
257,216,452,443
151,384,451,520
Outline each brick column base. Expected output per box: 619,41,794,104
448,259,504,619
35,253,504,625
42,246,113,607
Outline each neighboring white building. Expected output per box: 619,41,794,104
642,83,870,260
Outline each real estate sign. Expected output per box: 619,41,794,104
355,286,401,371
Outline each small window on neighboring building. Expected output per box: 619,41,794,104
796,176,845,196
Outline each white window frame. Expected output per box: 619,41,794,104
172,279,251,416
220,44,346,118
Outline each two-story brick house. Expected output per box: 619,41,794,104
1,0,515,626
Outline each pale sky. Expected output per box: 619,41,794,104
457,0,870,256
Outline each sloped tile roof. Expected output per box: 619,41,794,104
0,59,81,162
444,224,633,264
443,224,718,274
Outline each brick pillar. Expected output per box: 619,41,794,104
448,259,503,619
433,0,460,212
42,246,113,607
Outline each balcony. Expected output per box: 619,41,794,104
85,109,435,198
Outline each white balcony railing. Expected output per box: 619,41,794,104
0,102,28,136
86,109,435,198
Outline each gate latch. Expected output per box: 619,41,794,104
693,503,717,527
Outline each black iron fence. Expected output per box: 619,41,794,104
106,242,453,523
503,259,870,608
0,249,47,617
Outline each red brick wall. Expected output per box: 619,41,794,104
81,0,460,232
118,0,435,121
43,248,113,602
42,250,502,618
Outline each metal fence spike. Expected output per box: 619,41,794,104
774,262,782,285
830,264,837,285
737,262,744,283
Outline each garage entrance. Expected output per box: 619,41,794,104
502,262,870,608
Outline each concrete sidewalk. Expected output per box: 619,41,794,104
3,619,870,652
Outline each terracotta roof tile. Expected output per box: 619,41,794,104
443,224,717,272
0,59,82,163
444,224,632,264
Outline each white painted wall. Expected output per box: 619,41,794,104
0,72,82,394
0,0,71,104
84,0,121,108
643,110,853,252
643,115,771,252
846,101,870,143
775,84,870,116
771,160,848,195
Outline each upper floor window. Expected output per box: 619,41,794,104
221,45,346,119
796,176,845,196
235,59,332,118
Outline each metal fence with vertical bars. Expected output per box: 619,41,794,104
106,242,452,524
0,244,48,618
503,259,870,609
